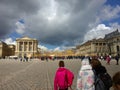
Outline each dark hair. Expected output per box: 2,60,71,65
113,71,120,87
91,59,101,68
59,61,65,67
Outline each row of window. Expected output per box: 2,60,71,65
19,46,33,51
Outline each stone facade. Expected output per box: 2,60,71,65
76,29,120,57
0,41,15,58
104,29,120,56
76,38,108,56
15,36,38,58
8,44,15,56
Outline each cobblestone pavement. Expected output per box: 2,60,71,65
0,59,119,90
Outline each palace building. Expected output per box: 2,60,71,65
76,38,108,56
15,36,38,58
76,29,120,57
0,30,119,58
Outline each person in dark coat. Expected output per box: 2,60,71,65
91,59,111,90
115,55,119,65
91,59,106,75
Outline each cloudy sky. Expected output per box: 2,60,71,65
0,0,120,50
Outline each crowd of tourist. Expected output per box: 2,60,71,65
54,57,120,90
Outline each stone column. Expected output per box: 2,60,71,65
102,43,103,52
16,41,18,52
34,41,37,52
23,41,24,52
18,41,19,52
32,41,34,58
28,41,29,51
32,41,34,52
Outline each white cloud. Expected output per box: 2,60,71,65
84,24,115,41
109,22,120,30
15,21,25,34
38,45,48,51
97,5,120,22
53,47,61,51
96,24,111,30
4,38,16,45
61,46,76,50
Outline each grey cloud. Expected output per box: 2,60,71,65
24,0,107,46
0,0,107,47
0,0,40,38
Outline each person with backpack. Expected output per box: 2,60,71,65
76,58,95,90
54,61,74,90
91,59,112,90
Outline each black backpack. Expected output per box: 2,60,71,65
99,73,113,88
95,72,112,90
94,73,106,90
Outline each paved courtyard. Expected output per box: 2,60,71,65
0,59,119,90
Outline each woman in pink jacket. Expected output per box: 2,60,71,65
54,61,74,90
